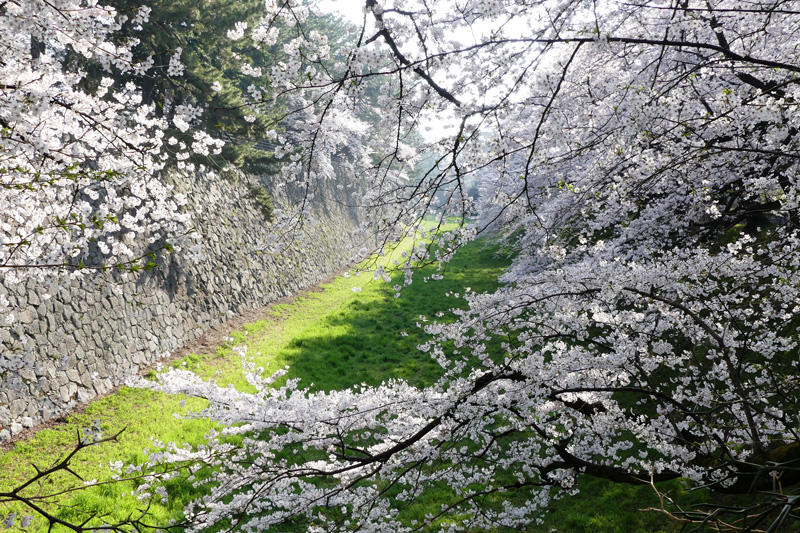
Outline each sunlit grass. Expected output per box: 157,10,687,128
0,389,213,530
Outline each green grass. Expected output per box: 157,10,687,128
539,477,707,533
0,232,701,532
0,389,215,529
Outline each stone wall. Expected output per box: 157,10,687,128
0,171,365,441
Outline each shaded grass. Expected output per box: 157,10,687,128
539,477,707,533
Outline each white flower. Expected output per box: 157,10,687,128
227,21,248,40
167,47,184,76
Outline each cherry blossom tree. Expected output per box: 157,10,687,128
134,0,800,530
0,2,219,528
0,0,224,322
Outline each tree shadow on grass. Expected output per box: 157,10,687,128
274,239,512,392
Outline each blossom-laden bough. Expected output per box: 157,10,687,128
0,0,245,338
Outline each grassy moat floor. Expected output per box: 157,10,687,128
0,233,702,532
